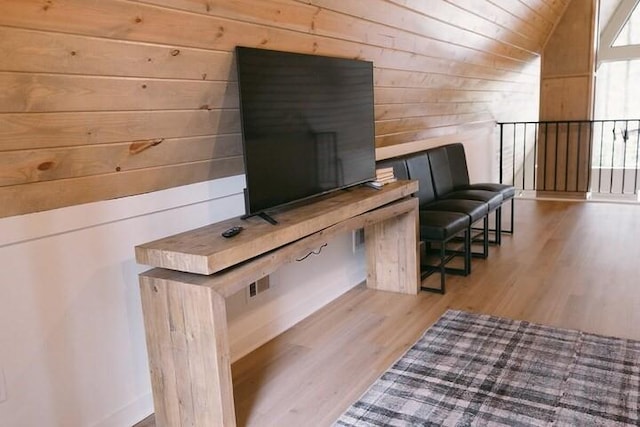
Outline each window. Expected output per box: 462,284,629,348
594,0,640,168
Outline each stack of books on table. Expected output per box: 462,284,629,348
374,167,397,185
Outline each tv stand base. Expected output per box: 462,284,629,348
136,180,419,426
241,211,278,225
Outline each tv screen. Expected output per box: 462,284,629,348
235,46,376,218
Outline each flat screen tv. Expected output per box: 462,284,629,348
235,46,376,222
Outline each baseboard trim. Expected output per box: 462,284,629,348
92,393,153,427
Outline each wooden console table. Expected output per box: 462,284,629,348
135,180,419,426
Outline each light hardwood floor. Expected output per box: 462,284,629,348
136,198,640,427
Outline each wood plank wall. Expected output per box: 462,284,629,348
538,0,597,195
0,0,569,218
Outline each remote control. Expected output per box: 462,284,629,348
221,226,243,238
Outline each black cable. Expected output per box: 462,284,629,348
296,243,328,261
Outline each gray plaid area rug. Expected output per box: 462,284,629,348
335,309,640,426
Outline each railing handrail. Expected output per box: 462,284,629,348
497,119,640,125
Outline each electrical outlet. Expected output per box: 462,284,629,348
0,367,7,403
248,282,257,298
247,276,270,300
256,276,270,293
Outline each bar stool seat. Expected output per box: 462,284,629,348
419,210,471,294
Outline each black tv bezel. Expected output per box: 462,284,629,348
235,46,377,220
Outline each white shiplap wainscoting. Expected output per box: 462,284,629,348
0,175,365,426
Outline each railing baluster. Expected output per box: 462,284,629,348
587,121,593,191
543,123,548,191
599,121,605,193
522,123,527,190
635,119,640,197
577,122,581,189
499,123,504,184
611,120,617,194
587,121,593,193
553,123,560,191
565,122,570,192
576,122,582,192
623,120,629,194
533,123,540,190
512,123,516,186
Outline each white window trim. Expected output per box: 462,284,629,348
599,0,640,64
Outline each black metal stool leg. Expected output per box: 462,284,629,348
464,228,471,275
439,242,446,293
483,216,489,258
502,198,514,234
510,197,514,234
496,207,502,245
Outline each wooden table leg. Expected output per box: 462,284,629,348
139,276,236,427
364,199,420,294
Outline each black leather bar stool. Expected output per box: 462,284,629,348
405,154,491,260
444,143,516,244
419,210,471,293
427,146,503,247
377,156,473,291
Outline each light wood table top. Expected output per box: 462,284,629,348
135,180,418,275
